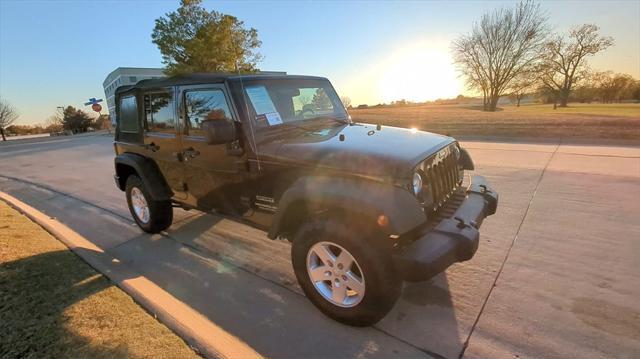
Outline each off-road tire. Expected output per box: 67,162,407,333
291,217,401,326
125,174,173,233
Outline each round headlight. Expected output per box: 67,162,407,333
412,171,423,195
453,145,461,161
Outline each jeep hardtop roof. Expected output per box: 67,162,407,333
114,73,328,95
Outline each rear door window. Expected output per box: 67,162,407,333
143,90,176,134
119,96,138,133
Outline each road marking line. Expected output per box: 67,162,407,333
0,190,263,359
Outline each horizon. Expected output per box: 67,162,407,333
1,0,638,125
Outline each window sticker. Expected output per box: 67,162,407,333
265,112,283,126
245,86,277,115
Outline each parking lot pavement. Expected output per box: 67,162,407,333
461,142,640,358
1,135,639,358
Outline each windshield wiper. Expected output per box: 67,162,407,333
307,115,350,125
259,120,316,135
256,116,349,136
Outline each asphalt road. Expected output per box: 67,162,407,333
1,134,639,358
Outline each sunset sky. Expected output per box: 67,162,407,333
1,0,638,125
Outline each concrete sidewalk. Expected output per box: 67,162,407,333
0,191,262,359
0,199,200,358
1,135,639,358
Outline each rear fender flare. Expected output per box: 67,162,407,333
114,153,173,201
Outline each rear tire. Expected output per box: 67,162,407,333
125,174,173,233
291,217,401,326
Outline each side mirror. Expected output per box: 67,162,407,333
202,119,238,145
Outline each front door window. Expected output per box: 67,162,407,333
184,89,233,137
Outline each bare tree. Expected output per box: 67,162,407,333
538,24,613,107
298,95,311,106
508,71,538,106
93,114,112,131
340,96,352,109
44,115,63,132
571,70,599,103
452,0,548,111
633,80,640,103
594,71,636,103
0,98,19,141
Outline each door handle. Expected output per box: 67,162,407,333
146,142,160,152
183,147,200,159
173,152,185,162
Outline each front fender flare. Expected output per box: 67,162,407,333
459,147,475,170
267,176,426,239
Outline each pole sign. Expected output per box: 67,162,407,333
85,98,104,113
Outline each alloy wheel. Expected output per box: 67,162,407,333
131,187,150,224
306,241,366,307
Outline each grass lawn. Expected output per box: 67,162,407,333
0,200,199,358
349,103,640,140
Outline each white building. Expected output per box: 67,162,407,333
103,67,165,122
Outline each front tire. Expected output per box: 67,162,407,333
125,174,173,233
291,218,401,326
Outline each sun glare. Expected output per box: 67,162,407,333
378,43,462,103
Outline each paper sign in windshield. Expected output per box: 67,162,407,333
265,112,283,126
245,86,277,115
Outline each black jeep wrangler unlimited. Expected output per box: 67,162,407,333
113,73,497,326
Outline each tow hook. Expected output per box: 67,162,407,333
454,216,478,229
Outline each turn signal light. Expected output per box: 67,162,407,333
377,214,389,227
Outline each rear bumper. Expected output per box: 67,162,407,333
393,175,498,282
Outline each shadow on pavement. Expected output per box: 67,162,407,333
108,211,464,358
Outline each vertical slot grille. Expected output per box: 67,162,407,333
423,145,461,211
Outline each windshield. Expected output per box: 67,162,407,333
237,78,348,129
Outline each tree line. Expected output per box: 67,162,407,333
534,71,639,105
451,0,634,111
0,100,111,141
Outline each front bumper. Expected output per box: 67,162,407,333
393,175,498,282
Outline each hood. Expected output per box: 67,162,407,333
256,122,454,179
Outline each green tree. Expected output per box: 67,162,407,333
152,0,262,75
62,107,93,133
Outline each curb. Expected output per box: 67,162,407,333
0,191,262,359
